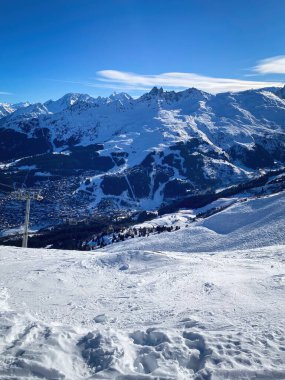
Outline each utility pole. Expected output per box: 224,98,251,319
14,190,43,248
22,194,31,248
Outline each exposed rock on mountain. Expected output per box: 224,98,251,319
1,86,285,212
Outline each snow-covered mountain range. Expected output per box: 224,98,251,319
1,86,285,212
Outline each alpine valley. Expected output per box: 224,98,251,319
1,86,285,235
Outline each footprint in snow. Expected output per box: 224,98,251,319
94,314,107,323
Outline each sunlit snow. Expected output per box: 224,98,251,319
0,192,284,379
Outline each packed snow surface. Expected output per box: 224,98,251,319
117,192,285,253
0,192,285,379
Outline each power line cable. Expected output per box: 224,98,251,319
0,182,14,189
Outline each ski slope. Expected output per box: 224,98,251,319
0,192,284,379
112,191,285,253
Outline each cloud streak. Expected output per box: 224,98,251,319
46,78,150,92
0,91,13,95
254,56,285,75
95,70,283,94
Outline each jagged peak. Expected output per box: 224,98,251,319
107,92,133,105
44,93,96,113
138,86,210,103
149,86,164,96
13,101,31,109
276,85,285,99
138,87,165,102
109,91,132,100
45,92,93,105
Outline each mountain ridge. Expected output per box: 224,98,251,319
2,84,285,117
1,85,285,226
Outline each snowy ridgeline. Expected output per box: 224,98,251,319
0,191,285,379
1,86,285,215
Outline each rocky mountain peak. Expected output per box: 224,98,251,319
277,85,285,99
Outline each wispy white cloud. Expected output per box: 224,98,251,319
47,64,285,95
254,56,285,75
0,91,13,95
95,70,283,93
46,78,150,92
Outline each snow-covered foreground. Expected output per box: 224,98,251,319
0,193,285,379
1,247,285,379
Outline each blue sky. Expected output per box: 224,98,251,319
1,0,285,103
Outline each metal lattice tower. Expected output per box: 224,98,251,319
13,190,43,248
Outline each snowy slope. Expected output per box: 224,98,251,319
0,191,284,379
108,191,285,253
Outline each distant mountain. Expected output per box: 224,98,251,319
0,103,13,118
44,93,95,114
0,101,30,118
0,86,285,217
